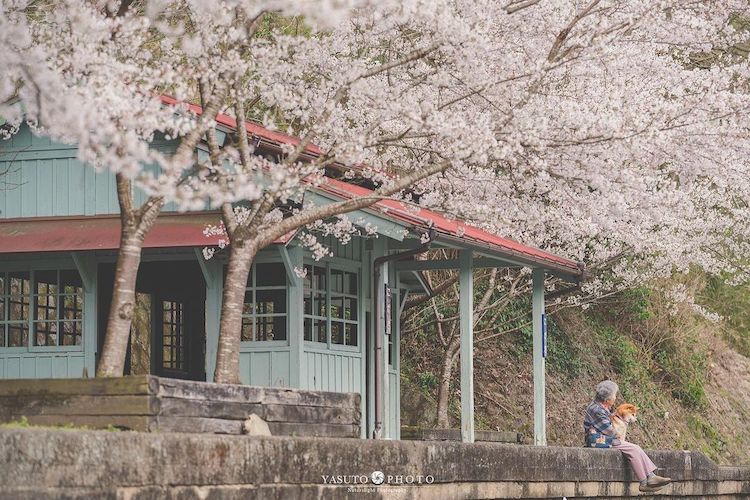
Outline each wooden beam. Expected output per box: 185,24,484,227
277,245,298,284
459,250,474,443
395,257,521,272
532,268,547,446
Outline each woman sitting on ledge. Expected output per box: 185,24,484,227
583,380,672,493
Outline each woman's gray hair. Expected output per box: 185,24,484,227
595,380,619,402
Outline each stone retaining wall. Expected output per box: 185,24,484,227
0,428,748,499
0,376,360,438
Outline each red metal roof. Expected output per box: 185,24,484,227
160,95,323,156
0,213,293,254
314,177,582,275
160,95,581,276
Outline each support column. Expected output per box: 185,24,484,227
285,246,305,389
72,252,97,377
459,250,474,443
532,268,546,446
195,249,223,383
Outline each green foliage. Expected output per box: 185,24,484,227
0,416,30,428
623,287,652,321
589,318,652,399
655,338,708,410
702,275,750,357
545,317,587,379
418,371,438,392
687,415,727,461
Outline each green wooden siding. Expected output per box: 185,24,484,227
302,348,363,392
239,349,292,387
0,124,180,218
0,352,86,378
0,124,412,440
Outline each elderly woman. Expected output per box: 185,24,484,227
584,380,672,492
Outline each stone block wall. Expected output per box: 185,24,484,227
0,428,748,499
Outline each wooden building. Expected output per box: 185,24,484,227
0,103,583,443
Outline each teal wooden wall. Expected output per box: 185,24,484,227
1,124,406,440
0,352,86,379
0,253,97,379
0,124,178,219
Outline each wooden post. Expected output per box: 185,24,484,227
285,246,305,389
459,250,474,443
195,249,223,383
72,252,98,377
532,268,546,446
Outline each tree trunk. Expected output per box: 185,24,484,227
435,340,460,428
214,239,257,384
96,173,164,377
96,230,145,377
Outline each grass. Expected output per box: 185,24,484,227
0,417,121,432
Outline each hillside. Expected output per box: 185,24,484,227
400,275,750,465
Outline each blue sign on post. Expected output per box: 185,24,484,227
541,313,547,358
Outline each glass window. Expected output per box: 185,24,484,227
2,272,30,348
241,262,288,342
161,300,185,371
0,269,83,349
304,264,359,347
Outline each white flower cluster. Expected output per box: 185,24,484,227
2,0,750,308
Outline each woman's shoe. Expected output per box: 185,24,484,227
639,475,672,492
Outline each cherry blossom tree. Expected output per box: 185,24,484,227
3,0,750,385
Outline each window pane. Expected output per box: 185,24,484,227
331,321,344,344
34,321,57,346
0,274,4,294
345,323,358,346
241,317,253,341
9,272,30,296
345,297,358,321
304,290,312,315
303,265,312,289
0,298,4,322
304,318,312,341
312,265,326,291
161,301,184,371
331,296,343,319
345,272,358,295
60,270,83,294
313,319,326,343
36,293,57,322
256,263,286,286
331,269,344,294
0,324,4,348
9,294,29,321
35,270,58,295
256,316,286,341
242,291,253,315
61,321,82,346
8,324,28,347
62,294,83,320
256,289,286,314
315,292,326,317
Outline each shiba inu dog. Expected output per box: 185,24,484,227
612,403,638,441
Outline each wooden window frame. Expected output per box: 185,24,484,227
0,269,84,353
241,262,288,344
303,261,360,350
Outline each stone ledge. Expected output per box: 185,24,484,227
0,428,748,499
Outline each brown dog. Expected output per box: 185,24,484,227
612,403,638,441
